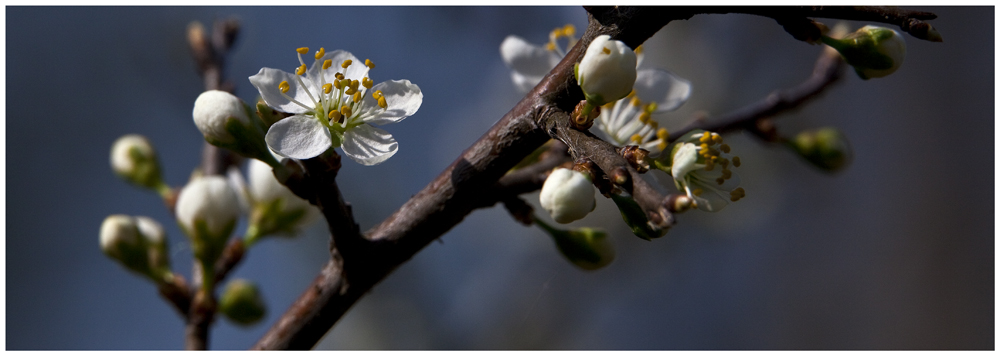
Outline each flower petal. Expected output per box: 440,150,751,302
250,68,317,114
341,124,398,165
363,80,422,126
500,35,561,93
634,68,692,113
264,115,331,160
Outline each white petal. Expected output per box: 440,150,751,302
249,68,316,114
363,80,422,126
634,69,691,113
265,115,331,160
341,124,398,165
500,35,561,93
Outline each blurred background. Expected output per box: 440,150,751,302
6,6,993,350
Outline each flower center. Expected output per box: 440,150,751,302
276,47,387,133
600,93,668,155
546,24,577,57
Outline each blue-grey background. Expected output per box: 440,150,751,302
6,6,993,350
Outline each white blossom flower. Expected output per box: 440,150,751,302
500,25,692,157
250,47,422,165
539,168,597,224
666,130,745,212
576,35,637,106
500,24,577,93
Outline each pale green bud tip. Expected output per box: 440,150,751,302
793,127,851,172
539,168,597,224
110,134,162,188
176,175,241,245
192,90,251,144
826,25,906,80
557,227,615,270
577,35,637,106
219,279,266,326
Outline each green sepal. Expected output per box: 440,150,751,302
245,198,309,246
609,192,665,240
534,218,615,271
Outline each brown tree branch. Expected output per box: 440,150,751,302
250,6,936,350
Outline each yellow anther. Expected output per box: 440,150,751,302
720,158,729,169
635,45,644,55
563,24,576,37
340,105,353,118
550,29,562,38
648,119,659,129
602,47,611,55
720,144,731,153
711,133,722,144
371,91,382,100
323,83,333,94
709,155,718,162
295,64,307,76
657,142,667,151
374,90,384,98
334,79,344,89
278,81,290,93
693,188,704,197
657,128,669,139
699,133,711,143
732,156,741,167
631,134,643,143
340,79,351,88
296,47,309,54
546,42,556,51
329,110,342,123
716,177,725,185
721,169,732,180
730,187,745,201
350,79,359,90
700,143,710,151
345,87,357,95
341,59,352,69
323,59,333,70
362,77,374,89
352,91,361,103
314,47,325,60
630,97,642,107
334,72,344,80
638,112,650,124
377,96,387,109
704,159,715,172
365,59,375,69
645,102,657,113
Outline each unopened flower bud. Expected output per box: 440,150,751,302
539,168,596,224
791,127,852,172
576,35,637,106
822,25,906,79
176,176,240,274
193,90,278,167
110,134,166,192
100,215,171,281
244,159,318,245
218,279,266,326
534,218,614,270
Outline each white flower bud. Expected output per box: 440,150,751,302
110,134,163,189
576,35,637,106
193,90,252,145
539,168,597,224
824,25,906,80
100,215,149,273
135,216,169,274
176,175,240,265
244,159,318,242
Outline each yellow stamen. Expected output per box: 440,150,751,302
365,59,375,69
716,177,725,185
362,77,374,89
296,47,309,54
334,80,344,89
645,102,657,113
657,142,667,151
704,159,715,172
350,80,359,91
334,72,344,80
340,105,352,118
323,83,333,94
295,64,306,76
711,133,722,144
314,47,325,60
278,81,290,93
720,158,729,169
657,128,668,139
721,169,732,180
377,96,387,109
602,47,610,54
699,133,711,143
733,156,741,167
374,90,384,98
550,29,562,39
563,24,576,37
546,42,556,51
341,59,352,69
720,144,731,153
345,87,357,95
638,112,650,124
329,110,342,123
631,134,643,143
648,119,659,129
693,188,703,196
352,91,361,103
340,79,351,88
630,97,641,107
323,59,333,70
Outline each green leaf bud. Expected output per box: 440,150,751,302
791,127,852,172
218,279,266,326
